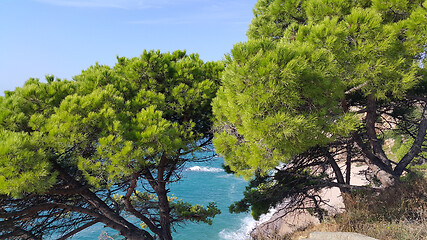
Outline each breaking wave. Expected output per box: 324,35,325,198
218,208,277,240
185,166,224,173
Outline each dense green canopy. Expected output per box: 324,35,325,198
0,50,223,240
213,39,356,178
213,0,426,219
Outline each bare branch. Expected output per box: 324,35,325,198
325,149,345,185
57,220,100,240
345,82,368,95
123,173,160,235
0,203,101,220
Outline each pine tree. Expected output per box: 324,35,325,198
0,50,223,240
213,0,426,219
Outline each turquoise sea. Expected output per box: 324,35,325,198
72,156,256,240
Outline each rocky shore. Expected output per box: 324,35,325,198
251,165,370,239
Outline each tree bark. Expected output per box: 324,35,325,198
143,155,173,240
366,95,392,167
325,150,345,185
156,154,173,240
353,134,397,187
124,173,161,236
348,95,399,187
325,149,348,196
157,185,173,240
345,143,352,185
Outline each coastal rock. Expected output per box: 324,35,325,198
250,165,369,240
250,207,319,239
250,187,344,240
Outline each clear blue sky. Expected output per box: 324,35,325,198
0,0,257,94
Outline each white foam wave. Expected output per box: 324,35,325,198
258,208,277,224
219,215,255,240
219,208,277,240
185,166,224,173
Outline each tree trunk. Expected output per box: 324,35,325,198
366,95,392,168
120,228,155,240
325,150,345,185
366,162,397,187
345,143,352,185
356,95,397,187
153,154,173,240
142,165,174,240
353,134,397,187
325,149,350,198
157,184,173,240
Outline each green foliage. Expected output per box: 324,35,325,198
214,0,427,219
249,0,425,98
171,201,221,225
0,131,57,197
0,77,76,132
109,190,221,226
248,0,308,40
1,50,222,189
0,50,223,239
0,77,75,197
213,37,358,178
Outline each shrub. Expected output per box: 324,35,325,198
334,172,427,240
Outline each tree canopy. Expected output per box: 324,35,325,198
0,50,223,240
213,0,427,219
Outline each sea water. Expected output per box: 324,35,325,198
72,156,257,240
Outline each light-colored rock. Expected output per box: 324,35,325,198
250,164,371,240
250,186,345,239
303,232,378,240
251,208,320,239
